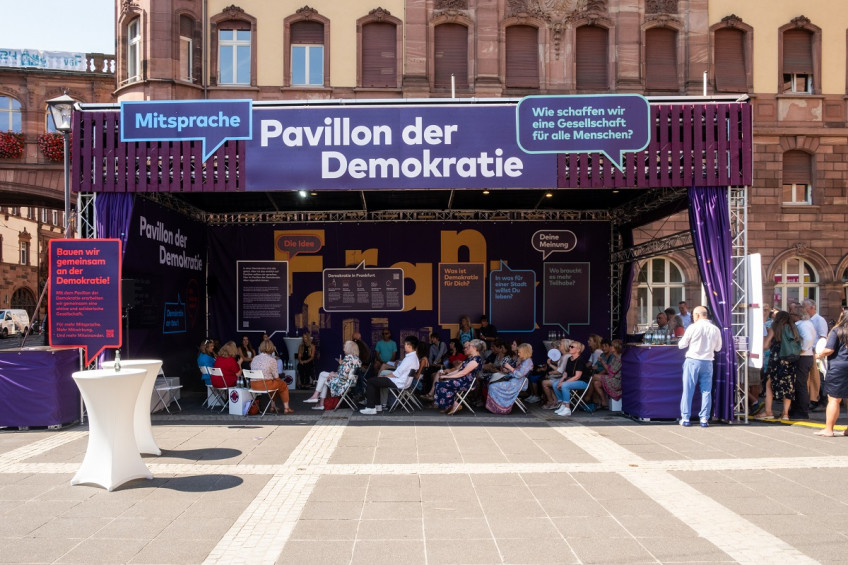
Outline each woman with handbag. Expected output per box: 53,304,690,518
762,311,800,420
485,342,533,414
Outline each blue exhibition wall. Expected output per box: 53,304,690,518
207,220,611,371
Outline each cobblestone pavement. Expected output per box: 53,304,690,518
1,394,846,564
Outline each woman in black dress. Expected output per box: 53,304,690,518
762,311,799,420
814,312,848,436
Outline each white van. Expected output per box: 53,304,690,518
0,309,30,338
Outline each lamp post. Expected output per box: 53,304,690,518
45,93,77,238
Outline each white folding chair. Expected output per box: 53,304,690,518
512,377,529,414
389,369,423,413
243,369,277,416
569,374,594,413
199,366,218,409
208,367,230,413
334,365,365,411
152,369,183,414
452,376,479,415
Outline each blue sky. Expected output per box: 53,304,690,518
2,0,115,53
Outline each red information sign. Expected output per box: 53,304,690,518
49,239,122,365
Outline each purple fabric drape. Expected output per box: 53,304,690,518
94,193,134,257
688,186,737,421
618,229,635,340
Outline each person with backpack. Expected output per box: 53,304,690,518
761,311,800,420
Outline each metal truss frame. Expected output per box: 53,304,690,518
77,193,96,239
729,187,749,423
609,231,693,265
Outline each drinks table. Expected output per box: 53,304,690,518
71,368,152,491
101,359,163,455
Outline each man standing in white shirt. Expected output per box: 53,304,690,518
789,303,816,419
361,336,420,415
803,298,828,409
678,306,722,427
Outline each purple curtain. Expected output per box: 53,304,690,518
688,186,736,421
94,193,134,257
618,229,635,340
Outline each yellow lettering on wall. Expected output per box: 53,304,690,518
303,291,323,329
391,261,432,311
345,249,379,266
441,229,488,277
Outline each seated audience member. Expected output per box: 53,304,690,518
447,338,466,368
587,334,603,367
655,311,669,330
360,336,420,414
516,339,542,403
374,328,398,373
352,331,371,367
296,333,316,388
456,315,474,345
541,340,570,409
486,343,533,414
415,341,430,388
250,339,294,414
590,338,623,409
476,315,498,345
553,341,590,416
197,339,216,385
238,335,257,369
420,332,447,393
482,338,511,375
306,340,361,408
212,341,242,388
432,339,485,415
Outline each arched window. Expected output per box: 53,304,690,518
505,25,539,89
179,14,196,82
127,17,142,83
434,23,468,89
0,96,22,132
713,27,747,92
636,257,686,327
576,25,608,91
773,257,818,310
291,21,325,86
11,287,35,315
361,21,397,88
645,27,678,91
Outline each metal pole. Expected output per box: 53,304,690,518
63,132,71,238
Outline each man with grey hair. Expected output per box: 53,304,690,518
803,298,828,409
788,303,816,419
678,305,722,427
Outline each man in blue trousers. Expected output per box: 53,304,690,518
678,306,722,427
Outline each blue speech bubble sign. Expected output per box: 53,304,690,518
489,261,536,333
516,94,650,171
121,99,253,162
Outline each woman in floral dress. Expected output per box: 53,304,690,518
486,342,533,414
762,311,799,420
433,339,485,415
305,340,361,406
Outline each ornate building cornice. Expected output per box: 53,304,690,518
296,5,320,19
222,4,245,19
644,13,681,26
790,15,811,28
119,0,140,19
435,0,468,9
720,14,744,28
368,7,393,21
503,0,609,60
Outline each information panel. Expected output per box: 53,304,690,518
237,261,289,335
490,262,536,332
438,263,485,326
543,262,591,335
323,262,404,312
49,239,122,365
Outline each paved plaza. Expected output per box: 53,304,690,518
1,393,847,565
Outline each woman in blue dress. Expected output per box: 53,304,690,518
815,312,848,436
433,339,484,414
486,342,533,414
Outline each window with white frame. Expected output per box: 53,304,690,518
0,96,22,132
127,18,141,83
782,150,812,205
51,210,58,225
773,257,818,310
40,208,47,223
218,29,251,85
635,257,686,327
290,21,324,86
179,15,194,81
19,240,29,265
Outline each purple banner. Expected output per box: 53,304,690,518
247,105,557,190
49,239,122,365
516,94,650,171
121,99,253,162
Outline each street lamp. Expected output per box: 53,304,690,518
45,93,77,238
